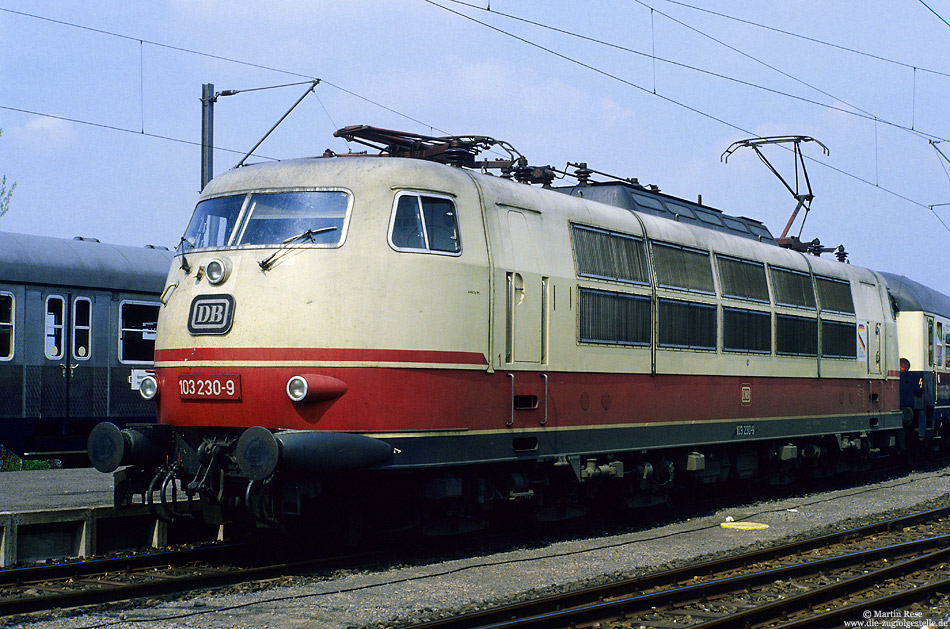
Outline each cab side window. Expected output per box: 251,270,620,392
389,193,461,255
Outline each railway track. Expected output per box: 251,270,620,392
0,539,374,619
0,543,244,617
4,481,949,626
407,505,950,628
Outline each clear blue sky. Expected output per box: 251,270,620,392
1,1,948,295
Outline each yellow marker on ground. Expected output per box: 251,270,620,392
720,521,769,530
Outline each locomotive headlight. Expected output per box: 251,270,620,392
139,375,159,400
205,257,231,285
287,375,309,402
285,374,348,404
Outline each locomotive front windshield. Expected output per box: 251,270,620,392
181,195,245,250
180,190,349,251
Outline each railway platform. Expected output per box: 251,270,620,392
0,469,212,567
0,468,113,512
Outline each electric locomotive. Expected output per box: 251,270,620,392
1,232,172,464
90,127,915,533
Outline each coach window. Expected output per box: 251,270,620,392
45,295,65,359
119,301,160,364
389,193,461,255
940,321,950,367
0,292,12,360
770,267,816,309
928,317,935,367
72,297,92,360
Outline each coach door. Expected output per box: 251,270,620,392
35,291,103,425
505,210,545,364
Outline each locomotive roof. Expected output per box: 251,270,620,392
210,157,853,275
551,181,776,244
0,231,173,293
879,272,950,318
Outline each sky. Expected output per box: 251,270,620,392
1,1,948,295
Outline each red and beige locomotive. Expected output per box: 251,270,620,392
88,127,950,533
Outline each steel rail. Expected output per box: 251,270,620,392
773,576,950,628
455,536,950,628
0,544,372,617
0,543,244,587
692,545,950,628
406,504,950,629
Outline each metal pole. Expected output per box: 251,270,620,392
201,83,215,191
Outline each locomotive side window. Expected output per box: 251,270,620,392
717,256,769,302
652,243,714,293
0,292,12,360
776,314,818,356
44,295,65,359
723,307,771,354
578,288,650,346
236,191,349,247
181,194,246,250
658,299,716,350
389,193,461,255
572,225,650,284
119,301,160,364
821,320,858,359
816,276,855,314
770,267,816,309
72,297,92,360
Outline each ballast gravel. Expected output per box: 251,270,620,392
7,466,950,629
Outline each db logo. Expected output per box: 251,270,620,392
188,295,235,335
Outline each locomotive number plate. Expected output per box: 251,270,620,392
179,373,242,400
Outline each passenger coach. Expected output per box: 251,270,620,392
880,272,950,447
0,232,172,464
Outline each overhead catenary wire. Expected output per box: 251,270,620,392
0,7,448,137
438,0,947,146
1,4,947,232
919,0,950,30
662,0,950,79
424,0,947,229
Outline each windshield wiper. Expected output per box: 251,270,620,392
177,236,195,273
259,226,338,271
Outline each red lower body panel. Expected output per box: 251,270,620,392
154,350,899,433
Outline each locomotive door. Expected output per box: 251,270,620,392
505,210,544,363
